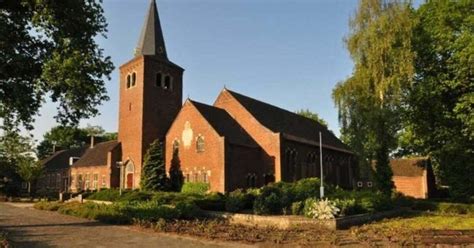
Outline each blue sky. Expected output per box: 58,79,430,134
31,0,361,142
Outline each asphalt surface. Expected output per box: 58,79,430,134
0,202,250,248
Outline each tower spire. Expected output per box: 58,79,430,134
135,0,168,59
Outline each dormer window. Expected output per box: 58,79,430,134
156,72,163,87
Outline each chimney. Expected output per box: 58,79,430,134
90,136,95,148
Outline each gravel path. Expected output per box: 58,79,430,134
0,202,250,248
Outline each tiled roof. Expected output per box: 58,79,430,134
73,141,120,167
190,100,258,147
390,157,430,177
224,89,351,152
40,147,87,171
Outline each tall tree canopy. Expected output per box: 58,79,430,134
36,125,115,160
332,0,415,194
140,139,168,191
296,109,328,128
0,0,114,131
400,0,473,199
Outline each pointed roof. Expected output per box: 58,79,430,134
188,100,258,147
220,89,352,153
135,0,168,59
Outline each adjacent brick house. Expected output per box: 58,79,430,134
391,157,436,199
38,0,357,193
37,148,87,193
70,141,121,192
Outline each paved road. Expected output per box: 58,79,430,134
0,203,251,248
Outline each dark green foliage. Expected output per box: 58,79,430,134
225,189,255,212
253,185,289,215
169,150,184,192
140,139,168,191
400,0,474,199
194,193,226,211
181,182,209,195
291,178,323,201
1,1,114,130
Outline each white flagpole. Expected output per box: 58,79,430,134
319,132,324,198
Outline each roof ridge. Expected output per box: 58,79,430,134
226,89,329,130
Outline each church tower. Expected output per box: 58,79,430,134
118,0,184,189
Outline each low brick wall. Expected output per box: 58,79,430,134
203,208,406,230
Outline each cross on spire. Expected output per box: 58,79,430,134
135,0,168,59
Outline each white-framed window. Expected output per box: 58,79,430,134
101,175,106,187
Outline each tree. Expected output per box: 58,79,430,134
0,131,37,195
400,0,474,199
140,139,168,191
169,149,184,192
332,0,415,195
36,126,89,160
296,109,328,127
0,0,114,131
16,157,43,195
36,125,114,160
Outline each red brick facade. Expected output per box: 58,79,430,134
391,158,435,199
38,1,357,194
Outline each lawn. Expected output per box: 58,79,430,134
363,213,474,230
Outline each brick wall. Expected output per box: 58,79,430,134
393,175,427,199
165,101,225,192
214,90,279,181
118,55,183,189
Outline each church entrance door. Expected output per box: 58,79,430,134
126,173,133,189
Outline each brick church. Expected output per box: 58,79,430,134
38,0,357,193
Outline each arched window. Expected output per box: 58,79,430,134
131,72,136,86
164,75,172,90
156,72,162,87
172,139,179,154
196,135,205,153
126,75,131,88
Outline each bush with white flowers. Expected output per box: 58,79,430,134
304,198,340,219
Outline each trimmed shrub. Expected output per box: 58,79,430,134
412,200,437,211
86,189,120,201
253,185,288,215
181,182,209,195
119,191,154,202
292,178,321,201
225,189,255,212
291,201,304,215
34,201,62,211
175,200,202,219
194,193,226,211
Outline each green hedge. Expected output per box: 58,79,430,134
34,199,202,224
412,201,474,215
181,182,209,195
